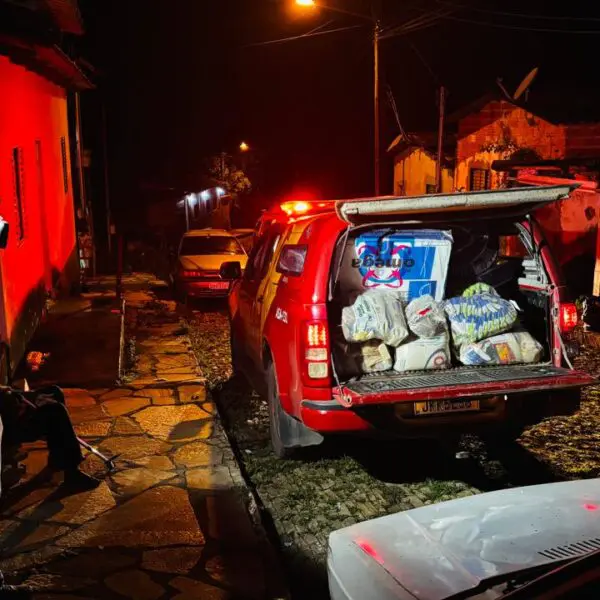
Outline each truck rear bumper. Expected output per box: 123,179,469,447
300,400,373,433
301,387,583,438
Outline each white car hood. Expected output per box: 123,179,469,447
328,478,600,600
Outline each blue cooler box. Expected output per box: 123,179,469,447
354,229,453,301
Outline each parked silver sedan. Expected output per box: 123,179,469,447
328,478,600,600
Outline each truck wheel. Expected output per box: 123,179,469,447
266,362,294,459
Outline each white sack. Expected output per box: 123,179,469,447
405,295,448,338
459,331,543,366
341,290,408,347
393,334,451,372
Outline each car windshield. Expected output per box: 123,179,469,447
180,236,244,256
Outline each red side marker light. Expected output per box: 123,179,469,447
584,503,599,512
560,303,578,332
356,539,385,565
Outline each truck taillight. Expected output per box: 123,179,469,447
560,303,578,332
181,270,199,278
302,321,330,382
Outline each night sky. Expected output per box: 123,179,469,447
79,0,600,219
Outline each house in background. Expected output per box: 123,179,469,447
387,131,455,196
451,93,600,192
0,0,92,378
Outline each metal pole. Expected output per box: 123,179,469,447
184,196,190,232
436,85,446,193
74,92,95,277
373,21,381,196
116,234,123,300
101,103,112,253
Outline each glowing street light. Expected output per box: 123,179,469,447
239,141,250,152
296,0,316,6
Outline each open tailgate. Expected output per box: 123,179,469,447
335,185,577,226
335,365,596,408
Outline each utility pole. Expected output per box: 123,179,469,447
436,85,446,193
74,91,95,277
101,103,112,253
220,152,226,211
373,20,381,196
184,196,190,232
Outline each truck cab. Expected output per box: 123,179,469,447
229,187,595,458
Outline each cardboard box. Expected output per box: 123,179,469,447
354,229,453,301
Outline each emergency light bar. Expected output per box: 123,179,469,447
279,200,336,216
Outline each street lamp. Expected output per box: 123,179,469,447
296,0,381,195
240,141,250,152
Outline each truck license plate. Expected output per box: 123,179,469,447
208,282,229,290
414,399,480,416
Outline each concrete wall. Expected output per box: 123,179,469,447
0,55,78,368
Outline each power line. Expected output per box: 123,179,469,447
380,8,455,39
406,39,439,84
435,0,600,23
440,13,600,34
243,24,365,48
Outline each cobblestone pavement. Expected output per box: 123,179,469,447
185,304,600,600
0,276,285,600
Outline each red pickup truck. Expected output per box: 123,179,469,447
227,186,595,458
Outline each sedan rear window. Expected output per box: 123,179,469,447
180,236,244,256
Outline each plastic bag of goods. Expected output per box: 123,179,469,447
333,337,393,378
405,295,448,338
353,229,453,301
341,290,408,347
444,288,518,348
459,331,543,366
394,334,451,372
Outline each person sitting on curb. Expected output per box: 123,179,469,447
0,385,101,491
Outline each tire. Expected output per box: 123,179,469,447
266,362,293,459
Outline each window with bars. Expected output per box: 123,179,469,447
469,168,490,191
60,136,69,194
12,147,25,241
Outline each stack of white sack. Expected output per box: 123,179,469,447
459,331,543,366
333,337,393,378
394,295,451,372
341,290,408,347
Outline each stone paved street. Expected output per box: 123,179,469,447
0,276,285,599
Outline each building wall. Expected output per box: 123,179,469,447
0,55,78,369
455,101,567,191
393,148,453,196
